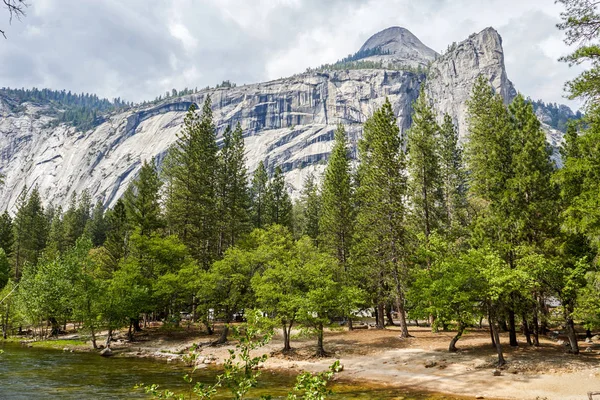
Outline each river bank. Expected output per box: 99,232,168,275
9,324,600,400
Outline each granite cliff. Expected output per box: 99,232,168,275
0,26,570,211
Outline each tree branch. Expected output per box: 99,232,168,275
1,0,27,39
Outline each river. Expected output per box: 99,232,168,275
0,341,463,399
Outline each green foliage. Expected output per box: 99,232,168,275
557,0,600,107
353,98,409,332
12,186,49,280
250,161,269,229
265,166,293,229
124,158,163,237
0,249,9,289
216,123,251,254
0,87,129,131
287,360,342,400
319,124,354,268
0,212,14,259
164,99,219,268
407,88,444,239
298,173,321,244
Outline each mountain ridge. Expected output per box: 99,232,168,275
0,26,575,211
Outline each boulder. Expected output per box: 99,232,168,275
99,347,112,357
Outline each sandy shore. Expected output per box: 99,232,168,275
33,324,600,400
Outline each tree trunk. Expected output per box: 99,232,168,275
522,315,532,346
90,325,98,349
490,319,506,367
386,304,396,326
348,317,353,331
376,302,385,329
204,319,213,335
540,298,548,335
397,294,410,338
508,309,518,346
316,322,326,357
105,328,113,348
488,312,496,348
215,324,229,345
532,306,540,346
449,322,465,352
133,318,142,332
565,306,579,355
282,321,292,352
2,304,9,339
49,317,60,337
128,321,134,341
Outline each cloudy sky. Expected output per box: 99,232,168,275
0,0,584,109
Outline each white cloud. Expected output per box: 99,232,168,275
0,0,586,110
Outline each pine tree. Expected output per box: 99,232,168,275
465,76,514,204
439,114,468,234
124,158,163,237
12,186,48,279
300,173,321,244
320,124,354,268
86,200,107,247
102,199,129,272
63,191,91,248
0,211,14,259
407,89,444,240
266,166,293,228
216,123,250,254
352,98,410,336
46,206,66,255
164,98,219,268
250,161,269,229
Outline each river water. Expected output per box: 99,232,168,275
0,341,462,399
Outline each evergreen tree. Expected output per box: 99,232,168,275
250,161,269,229
407,89,444,240
352,98,410,336
265,166,293,228
320,124,354,268
12,187,48,280
63,191,91,248
0,211,14,259
216,123,250,254
86,200,107,247
438,114,468,233
46,206,66,256
299,173,321,244
164,98,219,268
124,158,163,237
102,199,129,272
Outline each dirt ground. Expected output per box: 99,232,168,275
57,322,600,400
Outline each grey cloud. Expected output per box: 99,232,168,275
0,0,585,110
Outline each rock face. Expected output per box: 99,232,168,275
0,27,570,211
358,26,439,68
425,27,517,138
